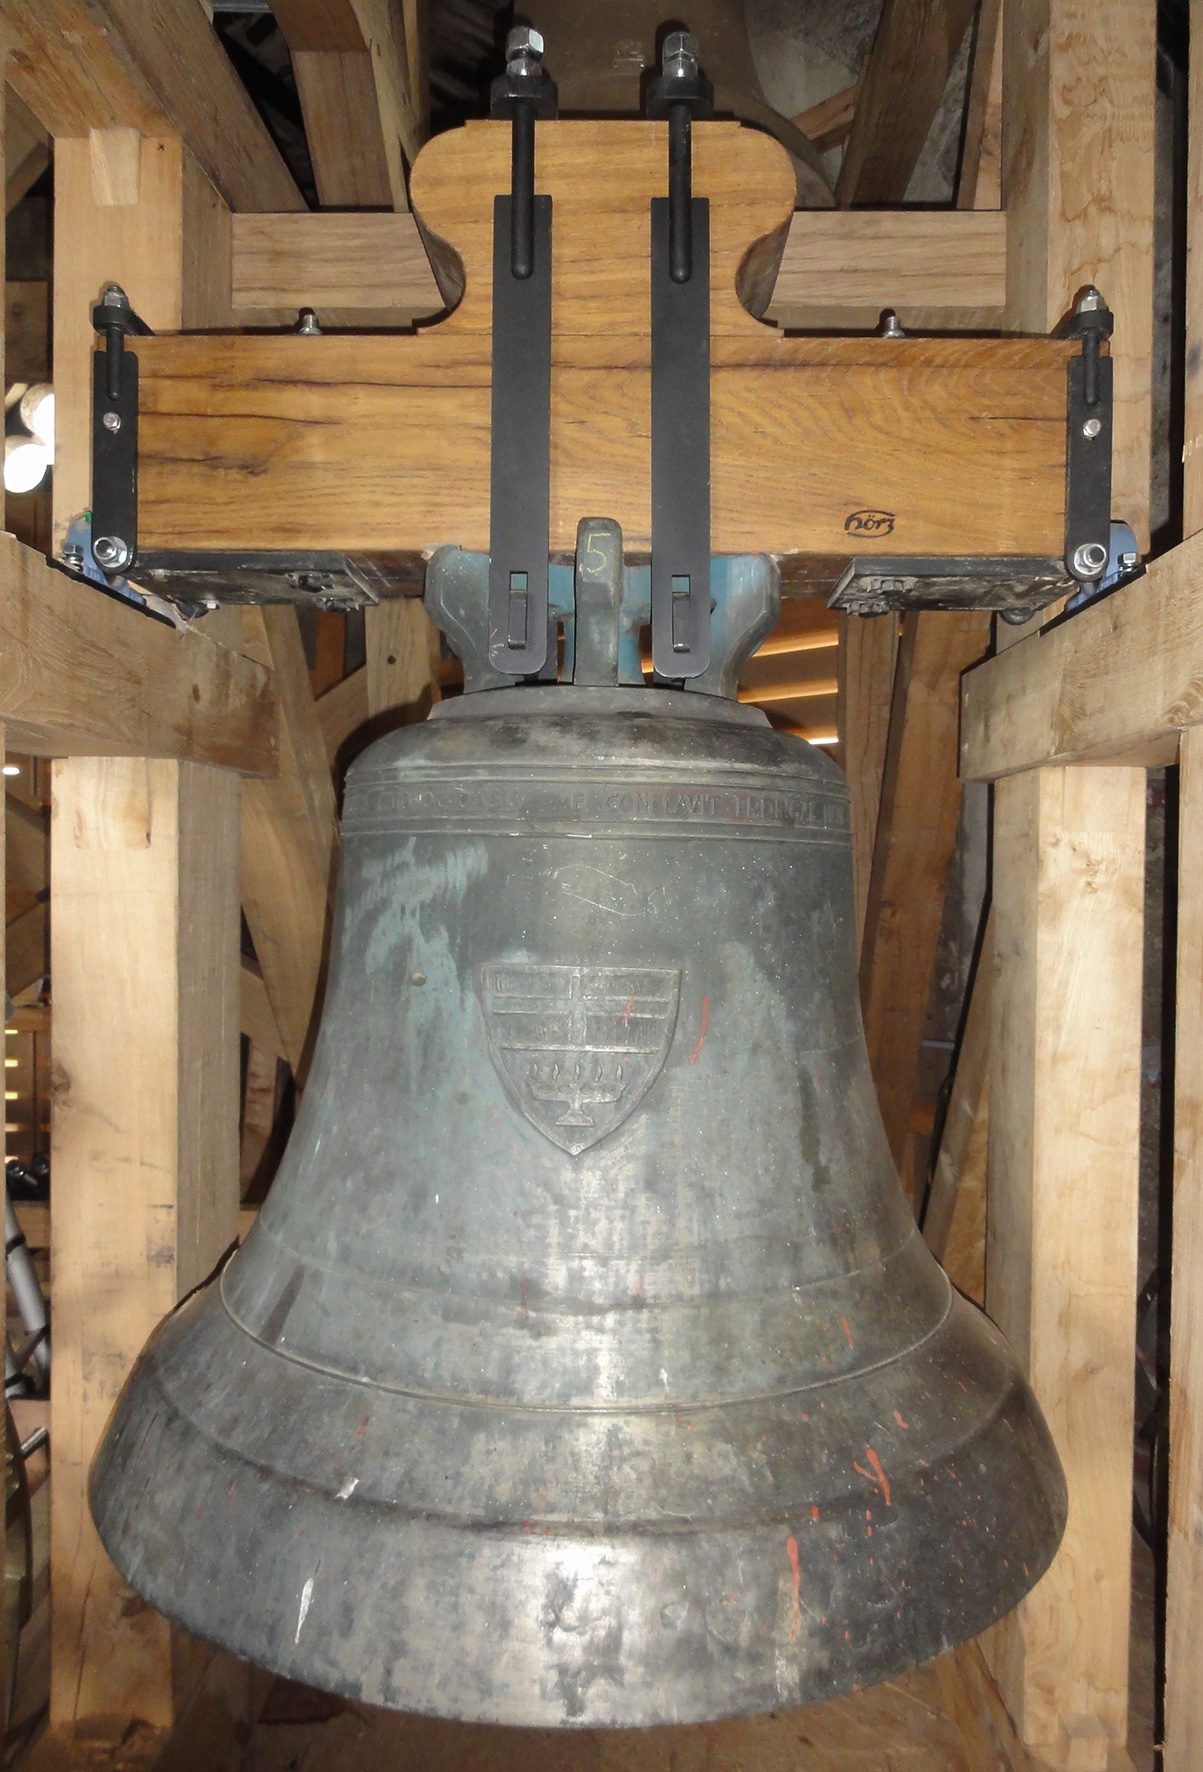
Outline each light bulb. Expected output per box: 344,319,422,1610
4,437,49,494
19,383,54,450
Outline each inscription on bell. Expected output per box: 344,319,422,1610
481,963,681,1155
346,773,850,842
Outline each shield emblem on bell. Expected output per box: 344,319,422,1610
480,963,682,1154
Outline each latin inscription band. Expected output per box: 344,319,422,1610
343,772,850,842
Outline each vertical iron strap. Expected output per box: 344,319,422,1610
488,191,553,674
650,195,711,679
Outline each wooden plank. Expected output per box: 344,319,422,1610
231,211,439,325
791,78,859,153
7,900,47,995
957,0,1003,210
836,614,898,951
240,956,286,1062
771,210,1006,330
2,0,302,212
227,205,1006,332
985,766,1143,1760
0,534,275,774
1167,723,1203,1767
1002,0,1155,547
7,278,49,380
860,612,989,1179
240,1041,280,1193
317,665,369,765
922,909,991,1305
1165,10,1203,1754
275,0,422,210
7,87,49,210
240,609,339,1079
365,596,440,721
49,756,241,1732
135,122,1069,565
960,532,1203,782
835,0,977,206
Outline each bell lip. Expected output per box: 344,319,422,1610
90,1288,1067,1729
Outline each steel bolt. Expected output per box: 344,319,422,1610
296,309,321,336
505,25,544,72
102,409,122,432
93,535,131,571
61,544,84,567
1081,416,1102,439
879,309,905,339
1075,285,1104,314
101,283,129,309
663,30,700,78
1071,540,1109,579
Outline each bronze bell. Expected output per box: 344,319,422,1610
91,535,1065,1728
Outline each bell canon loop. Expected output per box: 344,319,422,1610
91,534,1066,1728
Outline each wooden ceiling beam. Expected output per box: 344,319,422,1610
274,0,425,210
1,0,303,212
836,0,978,207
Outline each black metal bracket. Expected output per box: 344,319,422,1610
828,555,1073,621
487,36,558,676
1057,288,1115,583
646,45,715,681
90,285,152,576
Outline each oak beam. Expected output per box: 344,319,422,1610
274,0,424,209
1001,0,1155,546
240,609,339,1080
860,612,989,1184
835,0,977,206
227,205,1007,332
49,756,241,1732
986,766,1144,1762
1167,724,1203,1766
836,613,898,952
0,536,276,774
2,0,301,212
960,533,1203,782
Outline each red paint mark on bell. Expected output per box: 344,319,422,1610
810,1505,820,1522
786,1534,801,1641
865,1444,891,1506
852,1459,871,1484
357,1415,369,1439
520,1275,529,1314
839,1313,854,1350
893,1409,909,1429
634,1273,644,1299
688,995,710,1064
799,1410,810,1423
621,996,634,1027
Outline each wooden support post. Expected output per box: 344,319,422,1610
985,766,1144,1764
859,612,988,1182
364,598,440,723
1165,6,1203,1753
836,613,898,954
921,910,992,1306
1002,0,1155,546
240,609,339,1080
1167,725,1203,1767
49,757,240,1736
